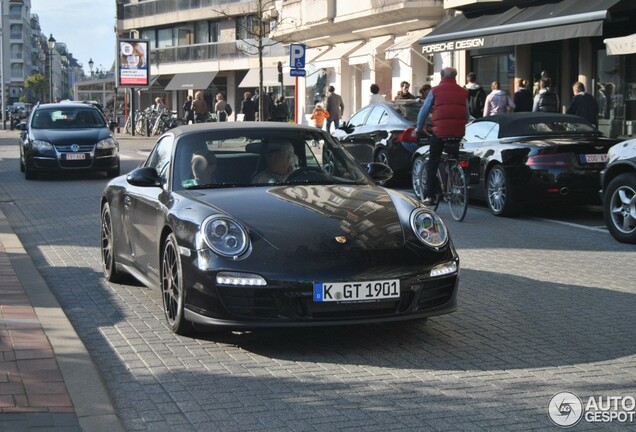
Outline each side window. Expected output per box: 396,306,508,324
484,124,500,141
366,107,387,125
145,135,174,180
348,107,371,127
464,122,495,144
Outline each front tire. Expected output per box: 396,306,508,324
604,173,636,244
24,161,36,180
101,203,123,283
161,233,193,335
486,165,518,217
107,165,121,178
448,164,468,221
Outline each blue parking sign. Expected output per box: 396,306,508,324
290,44,306,69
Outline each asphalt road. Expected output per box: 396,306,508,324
1,129,634,431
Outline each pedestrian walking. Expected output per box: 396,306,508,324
192,91,207,123
240,92,257,121
533,79,559,113
310,103,330,129
325,86,344,132
183,95,194,124
368,84,385,104
513,78,533,112
465,72,486,118
395,81,416,100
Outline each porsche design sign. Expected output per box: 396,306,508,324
421,37,485,54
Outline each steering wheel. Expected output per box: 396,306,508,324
286,166,324,182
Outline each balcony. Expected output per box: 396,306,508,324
149,39,285,65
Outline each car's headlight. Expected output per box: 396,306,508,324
202,215,250,258
410,208,448,248
32,140,53,151
96,137,117,149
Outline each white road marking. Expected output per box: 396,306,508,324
534,218,608,233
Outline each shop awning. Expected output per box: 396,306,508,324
348,35,393,65
312,41,364,68
605,33,636,55
164,71,217,91
419,0,621,53
239,67,291,88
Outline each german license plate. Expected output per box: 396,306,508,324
313,279,400,302
65,153,86,160
580,154,607,163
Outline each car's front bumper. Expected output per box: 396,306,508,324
180,250,459,328
29,149,119,172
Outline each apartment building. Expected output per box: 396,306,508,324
116,0,444,123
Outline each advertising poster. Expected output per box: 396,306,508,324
118,39,150,87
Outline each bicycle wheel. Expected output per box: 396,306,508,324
447,164,468,221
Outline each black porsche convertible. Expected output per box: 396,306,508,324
100,123,459,334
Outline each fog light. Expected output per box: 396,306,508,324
216,271,267,286
430,261,458,278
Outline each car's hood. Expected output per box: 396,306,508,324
607,138,636,164
31,128,111,144
184,185,406,251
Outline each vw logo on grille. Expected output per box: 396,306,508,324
70,144,80,152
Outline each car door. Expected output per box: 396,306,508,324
336,107,374,163
126,135,174,280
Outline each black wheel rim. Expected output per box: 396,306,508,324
162,239,180,325
412,158,424,199
101,207,113,274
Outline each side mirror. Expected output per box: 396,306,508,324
366,162,394,183
127,167,162,187
16,123,26,131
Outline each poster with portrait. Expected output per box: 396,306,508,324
117,39,150,87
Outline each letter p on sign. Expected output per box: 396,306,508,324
290,44,306,69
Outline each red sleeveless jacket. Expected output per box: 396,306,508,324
431,77,468,138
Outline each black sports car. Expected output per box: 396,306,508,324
100,123,459,334
332,100,424,185
600,139,636,244
412,112,620,216
17,102,120,179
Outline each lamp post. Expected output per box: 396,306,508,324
88,57,94,79
47,34,56,102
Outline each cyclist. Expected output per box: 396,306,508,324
416,67,468,206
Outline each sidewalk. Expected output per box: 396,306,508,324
0,208,124,432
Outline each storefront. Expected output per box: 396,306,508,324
418,0,636,137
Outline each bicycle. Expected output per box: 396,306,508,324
413,137,468,222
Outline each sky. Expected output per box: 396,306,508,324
30,0,117,75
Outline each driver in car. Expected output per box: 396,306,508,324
252,141,296,184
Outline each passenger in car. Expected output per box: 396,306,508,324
183,152,217,187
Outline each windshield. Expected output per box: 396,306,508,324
31,108,106,129
173,129,373,190
388,101,422,123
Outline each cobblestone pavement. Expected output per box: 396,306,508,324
0,129,635,431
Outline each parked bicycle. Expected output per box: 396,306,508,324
412,137,469,222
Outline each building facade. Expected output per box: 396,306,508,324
419,0,636,138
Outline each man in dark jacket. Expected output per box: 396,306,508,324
416,67,468,205
240,92,257,121
533,79,559,113
566,82,598,126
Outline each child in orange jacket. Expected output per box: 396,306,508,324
310,104,330,129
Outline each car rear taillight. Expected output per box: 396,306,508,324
458,160,470,169
396,127,419,143
525,153,571,167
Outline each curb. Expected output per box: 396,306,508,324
0,207,125,432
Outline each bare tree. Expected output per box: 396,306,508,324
213,0,295,121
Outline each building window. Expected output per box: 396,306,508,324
141,30,156,49
238,16,270,40
157,28,175,49
9,4,22,19
11,64,23,79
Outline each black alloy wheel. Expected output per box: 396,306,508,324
101,203,122,283
412,156,426,199
604,173,636,244
161,233,193,335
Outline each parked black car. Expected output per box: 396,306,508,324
100,122,459,334
413,112,620,216
332,100,424,185
17,102,120,179
600,139,636,243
